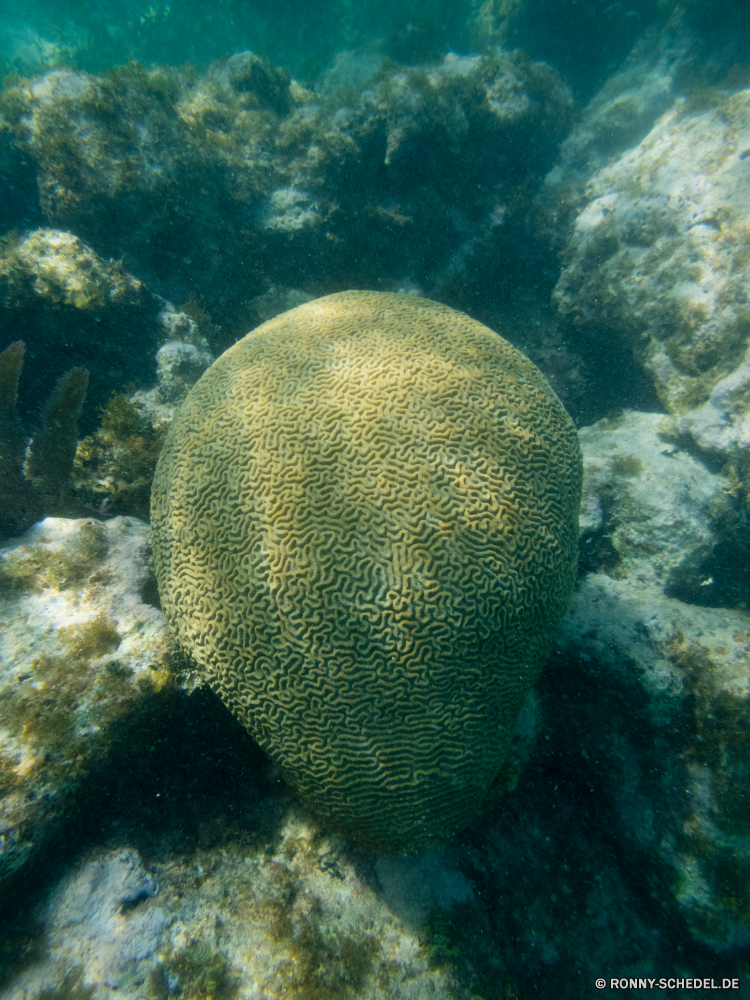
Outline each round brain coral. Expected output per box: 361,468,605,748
151,291,582,852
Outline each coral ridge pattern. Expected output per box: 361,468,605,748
151,291,582,851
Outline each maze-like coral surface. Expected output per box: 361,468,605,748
151,291,582,851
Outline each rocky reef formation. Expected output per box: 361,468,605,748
1,409,748,995
1,11,750,994
0,230,215,530
563,411,750,951
0,51,574,342
554,88,750,468
0,516,173,885
0,228,152,426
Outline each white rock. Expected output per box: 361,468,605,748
578,410,725,586
554,89,750,461
1,810,457,1000
47,848,168,985
0,517,172,883
156,340,213,403
558,409,750,950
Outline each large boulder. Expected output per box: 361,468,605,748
0,516,173,886
559,411,750,952
553,87,750,466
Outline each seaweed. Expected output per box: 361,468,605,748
147,939,239,1000
26,367,89,510
0,341,40,537
610,454,643,477
0,519,108,597
0,340,89,539
72,392,169,521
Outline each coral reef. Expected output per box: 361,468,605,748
151,291,582,852
0,52,573,338
0,232,214,528
559,410,750,951
0,413,748,990
71,393,173,523
1,7,750,990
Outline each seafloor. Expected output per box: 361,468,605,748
1,0,750,997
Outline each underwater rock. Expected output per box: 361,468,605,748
155,341,213,405
0,516,173,888
11,228,143,312
45,848,167,988
262,49,573,297
151,291,582,853
0,49,573,328
224,50,292,115
553,86,750,465
577,409,725,587
0,60,299,324
1,811,457,1000
552,409,750,951
536,21,689,250
558,572,750,951
0,229,155,427
4,847,168,998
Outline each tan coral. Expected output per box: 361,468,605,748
151,291,582,852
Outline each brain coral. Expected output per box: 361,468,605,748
151,291,582,852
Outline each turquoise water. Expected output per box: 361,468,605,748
3,0,666,97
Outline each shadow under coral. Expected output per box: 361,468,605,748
0,687,282,988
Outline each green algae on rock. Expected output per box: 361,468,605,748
0,810,458,1000
151,290,582,853
0,516,173,887
0,52,573,335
